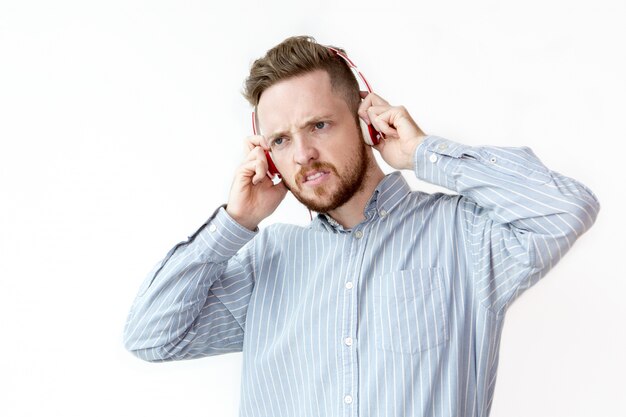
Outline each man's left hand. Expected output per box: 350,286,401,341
358,92,426,170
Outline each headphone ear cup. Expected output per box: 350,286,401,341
360,119,375,146
360,119,383,146
264,150,281,179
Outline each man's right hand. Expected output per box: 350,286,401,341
226,135,288,231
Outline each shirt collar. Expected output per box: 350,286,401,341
313,171,411,231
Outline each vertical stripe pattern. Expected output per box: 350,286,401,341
124,135,599,417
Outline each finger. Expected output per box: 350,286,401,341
362,92,390,107
358,93,375,121
369,105,408,127
358,96,386,124
367,106,391,131
358,106,371,125
238,155,269,185
365,105,394,119
240,159,268,185
245,135,268,152
245,146,277,180
359,94,392,124
371,109,404,139
358,93,370,123
377,106,420,137
372,115,397,138
252,159,268,185
245,145,267,163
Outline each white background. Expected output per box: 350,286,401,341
1,0,623,416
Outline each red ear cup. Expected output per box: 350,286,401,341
360,119,383,146
253,111,281,180
367,124,383,145
264,150,281,179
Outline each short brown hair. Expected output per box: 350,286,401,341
243,36,361,116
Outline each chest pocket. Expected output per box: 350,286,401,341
373,268,449,354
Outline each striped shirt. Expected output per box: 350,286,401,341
124,135,599,417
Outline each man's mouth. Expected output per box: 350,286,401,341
302,170,330,185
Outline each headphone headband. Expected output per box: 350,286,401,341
326,46,373,93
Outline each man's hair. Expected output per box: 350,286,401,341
243,36,361,116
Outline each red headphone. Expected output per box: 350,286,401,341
252,46,382,181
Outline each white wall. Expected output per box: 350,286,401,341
1,0,623,416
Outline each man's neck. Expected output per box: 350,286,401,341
327,163,385,230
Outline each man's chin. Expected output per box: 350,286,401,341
290,188,337,213
285,148,369,213
290,184,361,213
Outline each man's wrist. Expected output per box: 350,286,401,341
405,135,426,170
225,207,259,232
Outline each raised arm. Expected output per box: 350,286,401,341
123,206,258,361
124,131,290,361
360,92,600,312
415,136,599,311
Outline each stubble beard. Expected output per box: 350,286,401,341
283,139,370,213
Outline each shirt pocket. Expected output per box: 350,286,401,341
373,268,449,354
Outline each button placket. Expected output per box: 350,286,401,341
341,226,367,411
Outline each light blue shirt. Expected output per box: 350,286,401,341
124,135,599,417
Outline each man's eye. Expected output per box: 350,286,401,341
271,137,284,147
315,121,327,130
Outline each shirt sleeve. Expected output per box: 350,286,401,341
123,206,258,362
414,135,600,313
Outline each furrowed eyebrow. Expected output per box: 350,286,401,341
267,130,287,143
266,114,333,142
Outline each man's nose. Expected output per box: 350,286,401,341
293,135,319,165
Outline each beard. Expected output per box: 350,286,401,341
283,139,369,213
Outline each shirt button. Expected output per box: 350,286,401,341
438,143,448,151
208,224,217,233
489,156,497,164
344,337,353,346
344,395,353,404
345,281,354,290
379,209,387,217
429,153,438,163
354,230,363,239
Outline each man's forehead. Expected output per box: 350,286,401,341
257,70,333,108
258,109,335,138
256,73,347,135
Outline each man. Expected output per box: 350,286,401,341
124,36,599,417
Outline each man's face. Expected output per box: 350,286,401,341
257,70,370,213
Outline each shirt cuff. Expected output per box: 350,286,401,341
414,135,472,189
194,206,258,263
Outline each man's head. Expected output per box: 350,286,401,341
243,36,377,213
244,36,361,120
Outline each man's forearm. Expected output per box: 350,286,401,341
123,206,256,361
414,135,600,270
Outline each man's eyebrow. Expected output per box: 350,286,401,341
267,114,334,141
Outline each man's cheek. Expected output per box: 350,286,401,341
280,177,296,193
